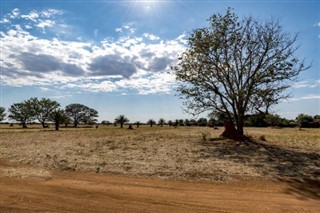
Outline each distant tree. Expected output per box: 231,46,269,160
167,120,173,127
185,119,191,126
197,118,208,127
0,107,6,122
30,97,60,128
189,119,197,126
135,121,141,128
101,120,109,125
295,113,314,124
114,115,129,128
158,118,166,127
82,108,98,125
314,115,320,120
50,109,66,131
178,119,184,126
8,100,35,128
244,114,267,127
265,114,282,126
208,118,216,127
65,103,98,127
172,8,309,139
147,119,156,127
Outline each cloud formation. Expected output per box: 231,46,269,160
1,8,187,95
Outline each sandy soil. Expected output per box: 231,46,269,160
1,127,319,212
1,162,319,213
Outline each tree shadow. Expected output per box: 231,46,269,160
200,139,320,200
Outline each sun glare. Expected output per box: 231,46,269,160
129,0,167,16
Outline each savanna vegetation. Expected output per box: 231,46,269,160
172,8,310,139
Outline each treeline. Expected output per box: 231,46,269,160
0,97,98,130
0,98,319,130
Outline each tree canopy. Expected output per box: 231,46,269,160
172,8,309,139
114,115,129,128
8,100,35,128
65,103,98,127
31,97,60,127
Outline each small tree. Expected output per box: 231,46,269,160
50,109,66,131
8,100,35,128
147,119,156,127
114,115,129,128
101,120,110,126
0,107,6,122
172,8,308,139
158,118,166,127
135,121,141,128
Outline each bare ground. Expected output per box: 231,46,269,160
1,160,320,213
0,126,320,212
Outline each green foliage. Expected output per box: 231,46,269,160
197,118,208,127
296,113,314,123
8,100,35,128
147,119,156,127
30,97,60,127
172,8,308,137
50,109,67,130
65,103,98,127
158,118,166,127
114,115,129,128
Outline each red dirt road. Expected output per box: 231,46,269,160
1,170,319,213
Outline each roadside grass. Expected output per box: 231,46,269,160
0,125,319,181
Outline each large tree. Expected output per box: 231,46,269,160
8,100,35,128
172,9,308,139
30,97,60,128
0,107,6,122
114,115,129,128
65,103,98,127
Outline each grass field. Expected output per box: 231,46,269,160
0,125,319,182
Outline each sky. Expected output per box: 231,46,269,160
0,0,319,122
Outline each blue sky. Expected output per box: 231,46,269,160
1,0,319,122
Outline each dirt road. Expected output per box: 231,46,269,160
1,168,319,213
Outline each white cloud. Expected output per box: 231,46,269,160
143,33,160,41
292,80,320,88
0,18,10,24
313,22,320,27
10,8,20,19
1,8,187,95
36,20,55,30
289,94,320,101
21,11,39,22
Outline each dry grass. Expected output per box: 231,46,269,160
0,125,319,181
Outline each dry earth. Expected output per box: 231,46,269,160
1,125,320,212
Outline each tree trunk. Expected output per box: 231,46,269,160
120,123,123,128
22,122,27,128
55,121,59,131
236,115,244,136
41,122,46,128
